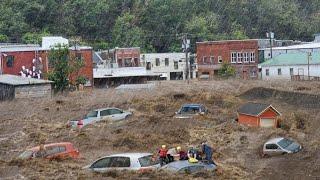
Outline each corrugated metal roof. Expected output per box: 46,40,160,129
260,52,320,66
0,75,53,86
260,42,320,50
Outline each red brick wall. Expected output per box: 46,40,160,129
2,48,93,87
238,113,259,127
196,40,259,79
2,51,48,76
116,48,140,67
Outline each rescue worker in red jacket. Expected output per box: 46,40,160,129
158,145,168,166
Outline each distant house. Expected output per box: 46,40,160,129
0,75,53,101
237,102,281,128
259,52,320,80
141,53,197,80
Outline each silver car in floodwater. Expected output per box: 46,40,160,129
174,104,208,119
262,137,302,157
84,153,160,172
68,108,132,128
161,160,216,174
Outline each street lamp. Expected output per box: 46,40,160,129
266,32,275,59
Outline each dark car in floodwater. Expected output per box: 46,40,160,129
174,104,208,119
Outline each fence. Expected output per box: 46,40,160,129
291,75,320,81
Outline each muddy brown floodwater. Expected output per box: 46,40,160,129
1,80,320,179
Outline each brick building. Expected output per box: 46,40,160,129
99,47,140,68
196,40,259,79
0,43,93,87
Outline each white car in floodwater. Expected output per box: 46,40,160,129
68,108,132,128
84,153,160,172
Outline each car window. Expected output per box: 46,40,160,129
86,111,98,118
109,109,123,115
19,150,34,159
138,155,159,167
180,106,200,114
266,144,279,150
91,157,112,168
278,138,293,149
109,157,130,167
45,145,66,156
100,109,111,116
178,165,205,173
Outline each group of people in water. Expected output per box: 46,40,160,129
158,142,215,166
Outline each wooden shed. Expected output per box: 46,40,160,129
237,102,281,128
0,75,53,101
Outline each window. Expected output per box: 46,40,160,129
6,55,14,67
278,68,282,75
155,58,160,66
109,109,123,115
266,69,269,76
250,52,255,62
210,56,214,64
290,68,294,76
75,52,82,61
218,56,222,63
165,58,169,66
174,61,178,69
202,56,208,64
45,146,66,156
237,52,243,63
100,109,111,116
118,59,123,67
231,52,237,63
243,52,249,63
109,157,130,167
91,157,112,168
146,62,151,70
265,144,279,150
124,58,132,67
138,155,160,167
86,111,98,118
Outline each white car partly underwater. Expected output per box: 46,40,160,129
68,107,132,128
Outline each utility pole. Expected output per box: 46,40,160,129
182,34,190,83
307,52,312,80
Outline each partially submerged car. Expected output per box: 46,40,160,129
69,108,132,128
262,137,302,157
84,153,160,172
18,142,79,160
174,104,208,119
161,160,216,174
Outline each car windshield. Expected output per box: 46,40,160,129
85,111,98,118
18,150,34,159
180,106,200,114
278,138,294,149
138,155,159,167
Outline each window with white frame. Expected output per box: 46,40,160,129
218,56,222,63
243,52,249,63
202,56,207,64
237,52,243,63
266,69,269,76
250,52,255,62
231,52,237,63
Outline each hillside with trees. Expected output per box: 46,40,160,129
0,0,319,52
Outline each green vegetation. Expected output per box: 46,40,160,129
47,45,84,92
218,63,236,78
0,0,319,52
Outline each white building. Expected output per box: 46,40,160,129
259,52,320,80
261,42,320,60
141,53,197,80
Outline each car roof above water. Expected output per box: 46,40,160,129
164,160,207,169
103,153,152,158
265,137,285,144
182,104,202,107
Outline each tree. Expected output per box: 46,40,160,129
111,12,144,48
47,45,84,92
0,34,8,42
22,30,50,44
218,63,236,78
